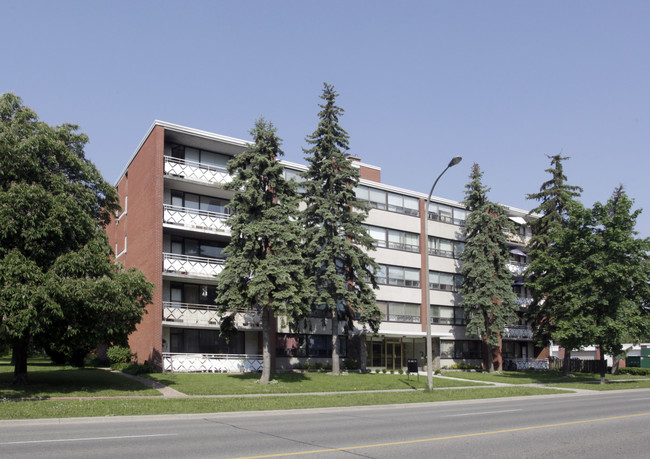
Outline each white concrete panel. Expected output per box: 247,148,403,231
378,322,423,334
365,210,421,233
373,248,421,268
428,290,459,307
376,285,422,303
428,256,461,273
427,220,464,240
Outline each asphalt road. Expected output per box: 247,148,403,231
2,390,650,458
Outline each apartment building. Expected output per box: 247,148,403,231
106,121,542,373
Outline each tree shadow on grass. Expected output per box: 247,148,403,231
0,367,156,399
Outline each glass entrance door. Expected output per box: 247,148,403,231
386,341,403,371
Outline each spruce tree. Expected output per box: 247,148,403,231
525,154,583,375
460,163,517,372
301,83,380,375
215,118,308,384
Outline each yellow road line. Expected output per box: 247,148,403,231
235,411,650,458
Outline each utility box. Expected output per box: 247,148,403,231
641,356,650,369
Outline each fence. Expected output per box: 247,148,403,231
549,357,607,373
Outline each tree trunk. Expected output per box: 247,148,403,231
331,309,340,375
259,307,272,385
359,334,367,372
494,336,503,371
599,348,607,384
487,342,495,373
12,335,29,386
562,348,572,377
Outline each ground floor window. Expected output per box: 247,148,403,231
502,340,528,359
170,328,245,354
440,340,482,359
367,338,425,370
276,334,347,358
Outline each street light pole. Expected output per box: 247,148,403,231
424,156,462,391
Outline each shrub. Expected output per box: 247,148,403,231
619,367,650,376
107,345,133,365
343,358,358,370
111,362,157,375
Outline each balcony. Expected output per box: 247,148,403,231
503,324,534,340
164,156,231,186
163,253,224,278
163,204,230,234
163,302,262,329
163,353,262,373
515,297,533,307
507,261,528,276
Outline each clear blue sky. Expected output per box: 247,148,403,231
3,1,649,237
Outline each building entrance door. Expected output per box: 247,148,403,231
386,341,403,371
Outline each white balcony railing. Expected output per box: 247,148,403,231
504,358,549,370
163,302,262,329
507,261,528,276
503,324,534,340
163,353,263,373
515,297,533,307
163,253,224,277
163,204,230,234
164,156,231,186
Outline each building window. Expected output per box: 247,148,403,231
428,237,464,258
375,264,420,287
170,236,228,259
284,168,306,193
170,190,230,215
440,340,482,359
276,334,347,357
378,301,421,323
170,283,218,307
428,271,463,292
169,328,244,354
171,144,230,169
365,225,420,252
354,186,419,217
427,203,466,226
430,305,466,325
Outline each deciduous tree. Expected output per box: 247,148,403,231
0,93,153,384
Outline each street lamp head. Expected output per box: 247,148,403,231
448,156,462,168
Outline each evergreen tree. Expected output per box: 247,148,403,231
0,93,153,384
301,83,380,375
460,163,517,372
525,154,583,375
215,118,308,384
526,155,583,250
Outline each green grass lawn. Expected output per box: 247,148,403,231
145,371,482,395
551,379,650,391
0,360,160,399
0,386,565,420
441,370,650,385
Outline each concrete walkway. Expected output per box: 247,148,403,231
109,370,189,398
